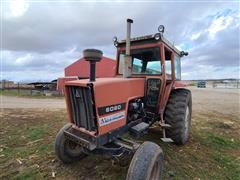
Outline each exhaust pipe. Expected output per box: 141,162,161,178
123,18,133,78
83,49,103,82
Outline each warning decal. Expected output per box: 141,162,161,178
98,111,125,126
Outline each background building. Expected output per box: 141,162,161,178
57,56,116,92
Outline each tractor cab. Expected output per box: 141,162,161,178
114,27,188,83
112,21,188,118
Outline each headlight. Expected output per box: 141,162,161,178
180,51,189,57
113,36,117,42
154,33,161,40
158,25,165,33
114,41,119,47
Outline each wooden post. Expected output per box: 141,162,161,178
18,83,20,95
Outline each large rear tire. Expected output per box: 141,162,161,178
164,88,192,145
55,123,86,163
126,141,164,180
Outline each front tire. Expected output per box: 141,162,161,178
55,123,86,163
164,88,192,145
126,141,164,180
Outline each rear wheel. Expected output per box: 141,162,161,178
126,141,164,180
55,123,86,163
164,88,192,145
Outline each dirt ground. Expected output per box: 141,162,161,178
0,87,239,179
0,95,65,109
190,87,240,116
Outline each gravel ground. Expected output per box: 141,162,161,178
188,87,240,116
0,96,66,109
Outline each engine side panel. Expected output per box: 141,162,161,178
93,78,145,135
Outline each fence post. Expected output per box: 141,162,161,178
18,83,20,95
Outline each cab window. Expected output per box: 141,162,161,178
164,47,172,77
174,54,181,80
118,47,161,75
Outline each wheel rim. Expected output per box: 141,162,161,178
65,139,83,156
149,158,161,180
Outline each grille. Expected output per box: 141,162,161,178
68,86,96,131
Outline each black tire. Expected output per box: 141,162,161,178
55,123,86,163
126,141,164,180
164,88,192,145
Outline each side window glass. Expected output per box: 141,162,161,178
165,60,171,75
164,47,172,77
132,58,142,73
118,53,125,74
146,61,161,74
174,54,181,80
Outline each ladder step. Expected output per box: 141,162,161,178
130,122,149,137
161,138,174,143
159,123,172,128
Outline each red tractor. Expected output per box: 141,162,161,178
55,19,191,179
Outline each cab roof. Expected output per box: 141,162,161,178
117,33,182,56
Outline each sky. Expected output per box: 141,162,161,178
1,0,240,82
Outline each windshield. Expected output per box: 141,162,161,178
118,47,161,75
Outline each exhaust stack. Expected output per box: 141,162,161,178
83,49,103,82
123,18,133,78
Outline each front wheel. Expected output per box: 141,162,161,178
55,123,86,163
126,141,164,180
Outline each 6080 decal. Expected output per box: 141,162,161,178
98,103,126,116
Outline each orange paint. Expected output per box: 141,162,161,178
65,78,145,135
63,41,186,137
93,78,145,134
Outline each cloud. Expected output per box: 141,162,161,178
4,0,29,18
178,8,240,79
1,1,239,81
2,2,150,53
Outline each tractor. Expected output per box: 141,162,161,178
55,19,191,180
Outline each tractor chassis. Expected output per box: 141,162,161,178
63,118,144,156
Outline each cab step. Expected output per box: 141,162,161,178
159,123,172,128
161,138,174,143
130,122,149,137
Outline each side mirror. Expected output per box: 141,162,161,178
180,51,188,57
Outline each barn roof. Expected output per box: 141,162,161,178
64,56,116,77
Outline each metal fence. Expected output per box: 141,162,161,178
0,85,63,96
212,81,240,89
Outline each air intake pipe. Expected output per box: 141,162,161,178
123,18,133,78
83,49,103,82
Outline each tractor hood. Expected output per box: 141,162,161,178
92,78,145,106
65,78,145,134
65,77,145,107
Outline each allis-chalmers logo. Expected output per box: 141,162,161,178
98,103,126,116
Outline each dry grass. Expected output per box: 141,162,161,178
0,108,239,180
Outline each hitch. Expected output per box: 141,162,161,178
92,138,140,157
